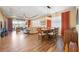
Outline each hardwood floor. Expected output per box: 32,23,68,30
0,31,64,52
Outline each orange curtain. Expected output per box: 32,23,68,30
28,20,31,28
8,18,13,32
47,20,51,29
61,11,70,36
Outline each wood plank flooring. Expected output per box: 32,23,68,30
0,31,64,52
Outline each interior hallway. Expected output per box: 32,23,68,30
0,31,64,52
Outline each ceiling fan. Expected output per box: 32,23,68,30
23,14,40,20
47,6,52,9
46,6,52,17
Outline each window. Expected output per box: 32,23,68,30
51,16,61,28
32,20,41,27
12,20,25,30
51,16,61,35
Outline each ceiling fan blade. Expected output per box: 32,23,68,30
30,15,38,18
23,14,29,18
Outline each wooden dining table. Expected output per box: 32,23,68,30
41,28,54,34
40,29,54,41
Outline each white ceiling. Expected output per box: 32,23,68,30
0,6,73,20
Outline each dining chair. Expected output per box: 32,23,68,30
37,28,47,42
48,28,58,43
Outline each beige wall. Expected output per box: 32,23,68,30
0,10,4,28
0,10,4,21
0,9,8,29
69,7,76,28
